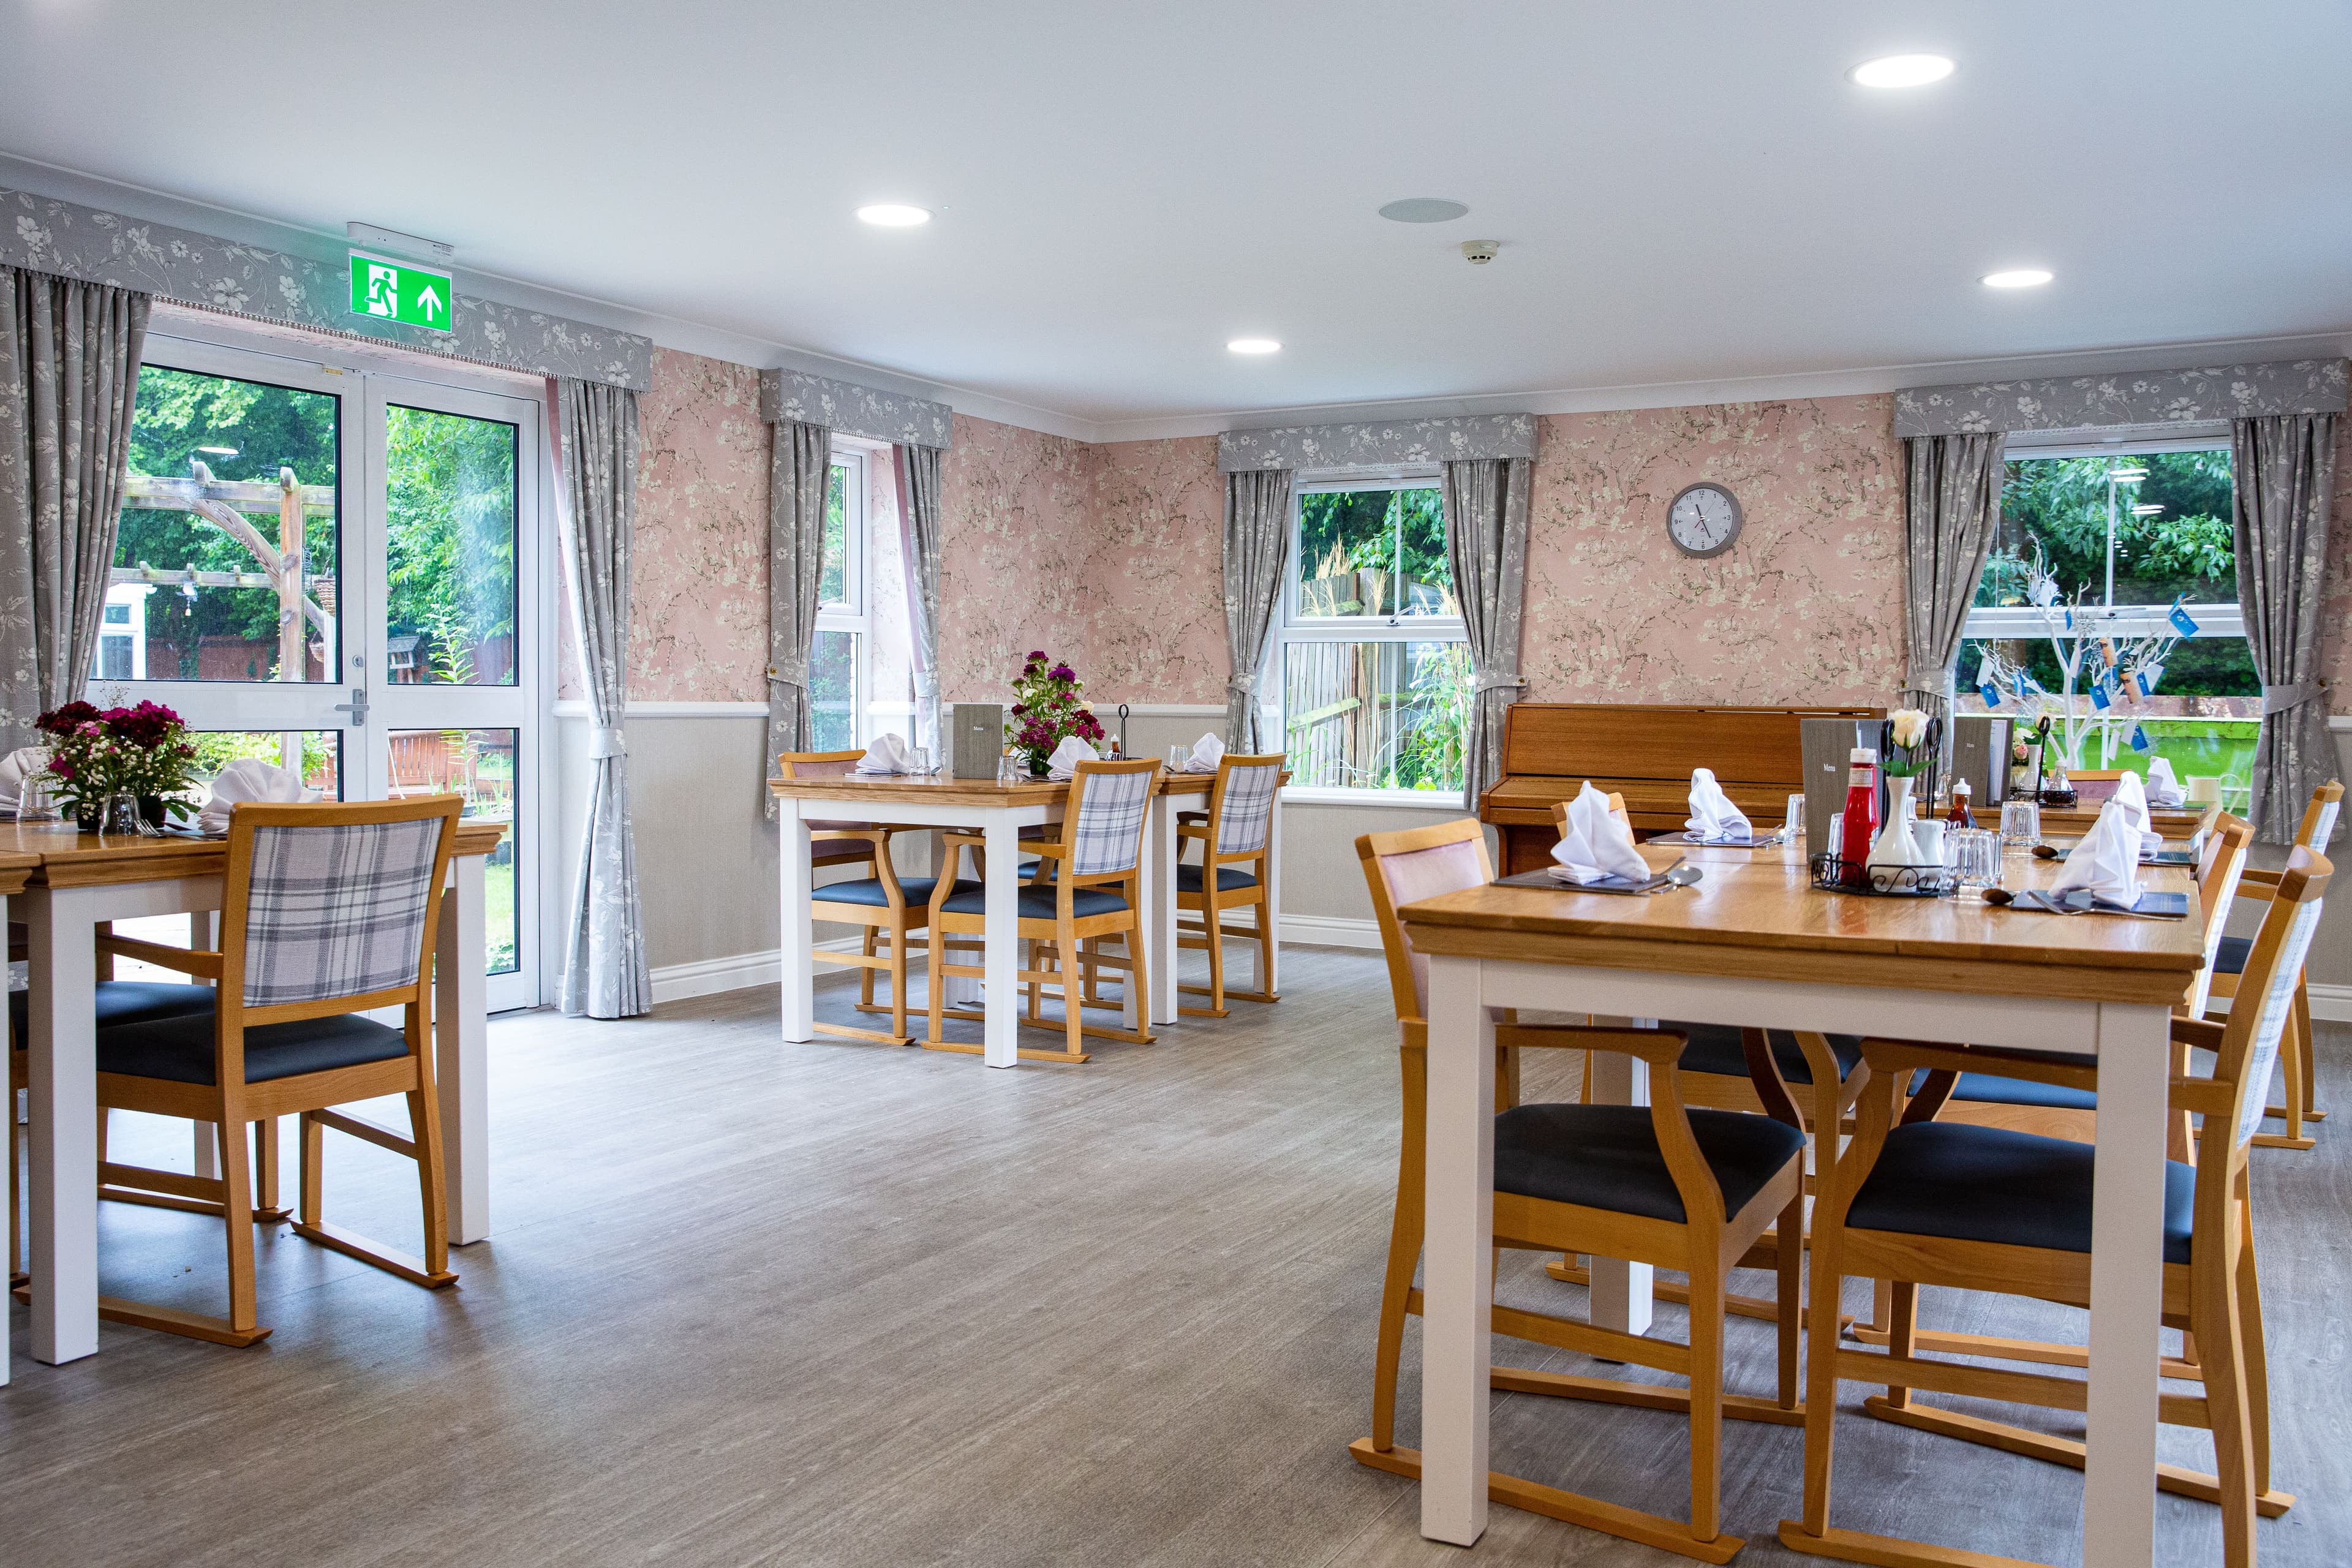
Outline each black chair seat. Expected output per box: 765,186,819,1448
1673,1022,1863,1086
940,884,1129,919
1177,864,1258,894
813,876,977,910
2215,934,2250,976
1493,1102,1804,1225
96,1005,412,1088
10,981,216,1049
1845,1121,2193,1264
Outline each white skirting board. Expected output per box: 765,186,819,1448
642,917,1384,1005
2302,982,2352,1023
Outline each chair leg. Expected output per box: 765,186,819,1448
1776,1196,1803,1410
1204,900,1225,1012
1062,924,1086,1060
299,1112,323,1227
1793,1207,1845,1539
1686,1259,1727,1543
2236,1202,2274,1500
1370,1104,1424,1453
2296,980,2321,1121
407,1084,453,1281
1127,920,1152,1045
1253,889,1276,1000
253,1117,287,1221
925,924,949,1045
888,927,911,1044
1880,1281,1918,1411
218,1115,260,1337
2195,1217,2259,1568
858,925,878,1012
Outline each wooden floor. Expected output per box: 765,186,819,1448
5,947,2349,1566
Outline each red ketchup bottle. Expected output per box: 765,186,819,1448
1840,747,1880,884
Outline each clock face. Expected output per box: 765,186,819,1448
1667,483,1743,559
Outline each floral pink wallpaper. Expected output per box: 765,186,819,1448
933,413,1097,703
1521,396,1906,705
629,347,770,702
1077,436,1226,704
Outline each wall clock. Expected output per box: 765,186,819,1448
1666,482,1743,559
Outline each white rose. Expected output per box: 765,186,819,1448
1890,708,1929,749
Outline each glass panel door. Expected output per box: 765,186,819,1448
360,375,543,1011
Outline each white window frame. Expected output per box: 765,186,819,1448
812,446,870,749
1266,472,1469,805
1961,434,2244,644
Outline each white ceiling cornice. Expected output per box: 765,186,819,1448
7,151,2344,451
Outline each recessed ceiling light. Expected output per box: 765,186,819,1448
856,203,931,227
1980,268,2054,288
1227,337,1281,355
1379,197,1469,224
1849,53,1955,89
196,445,238,456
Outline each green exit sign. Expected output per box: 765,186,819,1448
349,251,453,333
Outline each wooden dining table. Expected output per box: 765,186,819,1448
3,816,509,1380
768,769,1280,1067
1395,837,2206,1568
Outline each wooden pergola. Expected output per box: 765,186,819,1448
117,460,334,680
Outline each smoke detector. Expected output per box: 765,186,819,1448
1460,239,1499,265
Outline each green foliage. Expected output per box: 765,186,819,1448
1387,643,1471,791
190,729,336,788
1297,488,1452,614
385,405,516,683
1978,450,2235,609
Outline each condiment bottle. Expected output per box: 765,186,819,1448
1841,747,1880,884
1947,777,1976,830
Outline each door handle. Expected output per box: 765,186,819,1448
333,687,369,727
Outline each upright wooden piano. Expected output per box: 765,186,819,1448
1479,701,1883,875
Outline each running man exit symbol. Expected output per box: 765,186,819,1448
348,251,454,333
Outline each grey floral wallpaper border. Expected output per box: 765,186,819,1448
2,186,654,390
758,368,952,449
1893,359,2348,437
1216,413,1537,472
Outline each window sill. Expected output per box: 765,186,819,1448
1280,785,1468,810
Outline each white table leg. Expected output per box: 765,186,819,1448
1252,793,1281,997
25,886,100,1364
1586,1040,1655,1336
981,819,1021,1068
778,801,814,1042
1420,952,1494,1545
2082,1000,2171,1568
1141,793,1174,1028
434,856,489,1246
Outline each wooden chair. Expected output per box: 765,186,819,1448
1174,752,1284,1016
2208,780,2340,1150
1351,817,1805,1563
925,758,1160,1063
1930,815,2253,1147
1781,846,2332,1568
74,795,465,1346
780,749,957,1047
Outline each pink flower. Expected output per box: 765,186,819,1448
1049,663,1075,682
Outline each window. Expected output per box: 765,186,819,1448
810,451,865,751
1953,440,2256,809
1268,478,1467,797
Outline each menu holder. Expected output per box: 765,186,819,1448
2006,889,2192,919
1496,865,1685,897
2036,840,2199,868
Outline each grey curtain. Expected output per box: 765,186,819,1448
765,420,831,809
894,443,943,755
1900,432,2007,794
0,267,149,751
1221,467,1294,749
1441,456,1531,810
554,377,652,1019
2232,413,2340,846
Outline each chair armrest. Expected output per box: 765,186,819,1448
2169,1076,2236,1119
1496,1021,1684,1066
2169,1016,2226,1052
94,935,222,980
1857,1038,2097,1093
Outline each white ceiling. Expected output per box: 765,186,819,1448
4,0,2350,437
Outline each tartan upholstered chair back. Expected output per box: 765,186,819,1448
1210,756,1284,856
2220,847,2331,1150
225,796,463,1013
1064,759,1159,876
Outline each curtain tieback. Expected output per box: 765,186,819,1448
911,670,940,701
1902,666,1953,692
767,660,810,692
2261,682,2324,716
587,726,627,760
1472,665,1526,695
1226,674,1258,697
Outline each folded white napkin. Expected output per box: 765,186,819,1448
2048,799,2144,907
1683,766,1754,842
1181,732,1225,774
2146,757,2187,808
854,733,916,774
1045,735,1099,781
1551,780,1653,884
0,746,51,813
2108,768,2165,856
198,758,315,835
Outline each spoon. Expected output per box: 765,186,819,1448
1664,864,1705,889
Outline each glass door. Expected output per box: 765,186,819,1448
100,333,545,1011
358,375,543,1012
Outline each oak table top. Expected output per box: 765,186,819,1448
0,818,510,889
767,772,1224,805
0,848,38,896
1396,840,2206,1008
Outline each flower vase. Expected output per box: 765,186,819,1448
1866,774,1937,888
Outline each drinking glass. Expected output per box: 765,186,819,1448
997,753,1021,786
1950,827,2002,891
1827,812,1843,857
99,791,141,840
1783,793,1805,842
17,773,59,822
2000,797,2041,850
1167,744,1188,772
908,746,932,777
